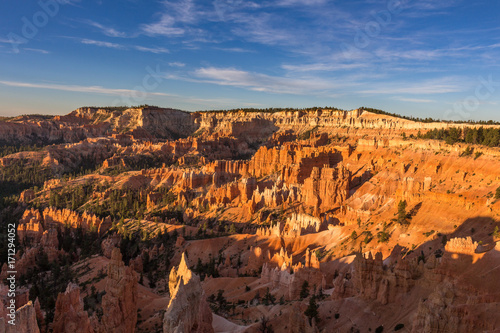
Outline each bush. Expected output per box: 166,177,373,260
363,231,373,244
394,323,404,331
495,186,500,199
460,146,473,157
377,230,390,243
493,226,499,238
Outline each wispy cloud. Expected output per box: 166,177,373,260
0,79,263,110
164,0,197,24
134,46,169,54
141,14,185,36
80,39,169,53
360,77,468,95
140,0,198,37
169,62,185,67
373,43,500,62
86,20,127,38
188,66,350,94
0,80,171,97
23,48,50,54
81,39,123,49
231,14,296,46
277,0,327,6
393,97,436,103
282,62,367,72
214,47,255,53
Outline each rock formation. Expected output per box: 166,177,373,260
0,301,40,333
163,252,213,333
53,283,93,333
445,237,478,255
352,252,415,305
101,248,138,333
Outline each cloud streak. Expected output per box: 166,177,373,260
185,66,357,95
86,20,127,37
0,80,171,97
360,77,468,95
80,39,169,53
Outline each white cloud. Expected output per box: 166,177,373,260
81,39,123,49
134,46,169,54
23,48,50,54
393,97,436,103
141,14,185,36
169,62,186,67
360,77,468,95
0,80,171,97
214,47,255,53
163,0,197,24
191,66,346,94
80,39,170,54
282,62,367,72
277,0,327,6
231,14,296,46
87,21,127,38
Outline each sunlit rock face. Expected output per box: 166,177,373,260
163,253,214,333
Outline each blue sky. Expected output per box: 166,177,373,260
0,0,499,120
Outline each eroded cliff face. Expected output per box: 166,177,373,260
73,107,200,139
0,107,200,145
164,253,213,333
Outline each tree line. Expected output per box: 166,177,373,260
421,127,500,146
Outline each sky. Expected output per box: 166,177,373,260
0,0,499,121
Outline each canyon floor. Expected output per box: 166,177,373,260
1,106,500,333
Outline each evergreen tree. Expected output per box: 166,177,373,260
304,295,319,325
397,200,408,225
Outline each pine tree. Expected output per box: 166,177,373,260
304,295,319,325
397,200,408,225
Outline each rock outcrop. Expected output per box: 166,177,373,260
445,237,478,255
163,253,214,333
101,248,138,333
410,282,459,333
352,252,415,305
287,303,319,333
53,283,93,333
0,301,40,333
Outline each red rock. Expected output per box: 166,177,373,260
53,283,93,333
101,248,138,333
